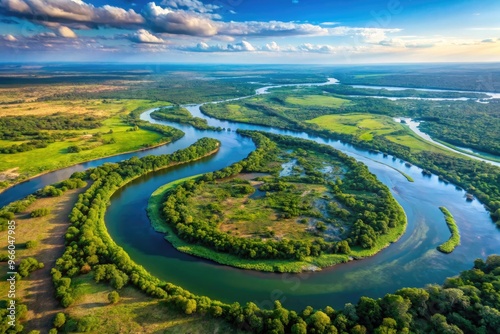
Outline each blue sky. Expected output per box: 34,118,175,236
0,0,499,63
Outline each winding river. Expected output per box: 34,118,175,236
1,79,499,311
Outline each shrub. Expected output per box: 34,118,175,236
18,257,44,278
76,315,99,332
31,208,51,217
67,145,81,153
108,291,120,304
53,312,66,328
25,240,38,249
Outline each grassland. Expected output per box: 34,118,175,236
437,207,460,254
65,275,245,334
0,99,173,187
307,113,466,157
307,113,397,141
0,83,134,111
285,95,351,108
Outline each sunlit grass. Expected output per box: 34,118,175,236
285,95,351,108
0,100,172,179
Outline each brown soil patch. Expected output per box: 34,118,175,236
0,167,19,181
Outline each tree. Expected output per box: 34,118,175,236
308,311,331,333
184,299,197,315
108,291,120,304
291,320,307,334
356,297,382,331
53,312,66,328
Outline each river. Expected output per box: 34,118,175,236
1,78,499,311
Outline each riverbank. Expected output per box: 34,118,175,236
0,131,183,197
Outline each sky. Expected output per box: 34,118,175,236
0,0,499,63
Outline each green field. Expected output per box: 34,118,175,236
0,100,173,184
285,95,351,107
307,113,402,142
307,113,465,156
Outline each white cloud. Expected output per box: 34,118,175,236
264,41,280,51
296,43,337,53
320,22,340,26
217,20,330,37
180,40,256,52
0,0,144,28
129,29,166,44
3,34,17,41
143,2,218,36
57,26,77,38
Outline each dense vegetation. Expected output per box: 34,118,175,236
151,106,221,131
332,64,500,92
408,100,500,156
40,76,258,105
51,138,220,307
32,135,500,334
437,207,461,254
0,114,103,154
158,131,405,269
201,89,500,226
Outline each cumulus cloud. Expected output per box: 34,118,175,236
0,0,144,28
3,34,17,41
179,41,346,54
481,38,496,43
143,2,218,36
263,41,280,51
57,26,77,38
296,43,337,53
180,40,256,52
129,29,165,44
218,20,329,37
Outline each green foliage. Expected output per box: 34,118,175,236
151,106,222,131
76,315,100,332
18,257,44,277
158,131,406,267
437,207,461,253
53,312,66,328
31,207,51,218
52,138,219,307
67,145,81,153
0,114,102,141
25,240,38,249
40,186,63,197
108,291,120,304
0,301,28,333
